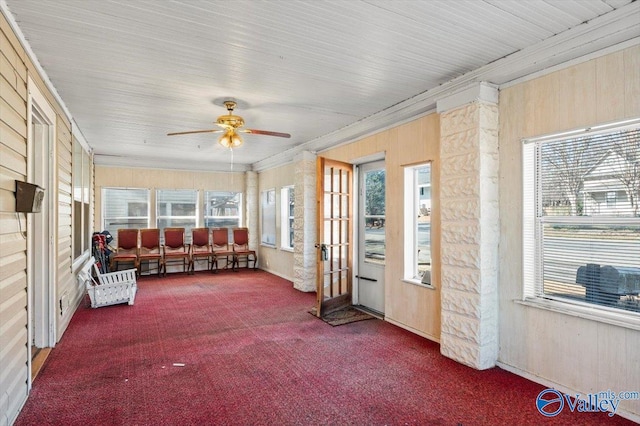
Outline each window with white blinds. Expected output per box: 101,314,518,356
156,189,197,242
203,191,242,230
523,119,640,317
102,188,150,244
261,189,276,246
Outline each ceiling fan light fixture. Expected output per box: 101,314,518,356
218,129,243,149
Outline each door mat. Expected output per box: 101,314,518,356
310,306,376,327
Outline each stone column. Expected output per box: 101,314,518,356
436,82,499,370
293,151,317,292
245,171,259,251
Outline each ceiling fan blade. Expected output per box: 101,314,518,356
167,129,224,136
242,128,291,138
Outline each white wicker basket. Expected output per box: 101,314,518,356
79,257,137,308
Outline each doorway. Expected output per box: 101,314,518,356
356,161,385,315
27,80,56,383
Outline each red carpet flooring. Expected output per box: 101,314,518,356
15,270,635,425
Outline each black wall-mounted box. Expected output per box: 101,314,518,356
15,181,45,213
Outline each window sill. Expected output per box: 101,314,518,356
72,252,91,273
402,278,436,290
516,298,640,331
280,247,294,253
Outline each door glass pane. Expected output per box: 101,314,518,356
364,168,386,264
333,197,342,217
332,168,341,192
324,194,332,216
341,169,349,193
324,221,331,244
340,244,348,269
341,195,349,217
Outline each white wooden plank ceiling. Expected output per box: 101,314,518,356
3,0,639,171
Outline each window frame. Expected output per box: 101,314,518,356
403,162,433,287
261,188,277,247
522,118,640,329
156,189,198,242
101,187,151,244
280,186,294,251
203,191,242,230
72,139,91,261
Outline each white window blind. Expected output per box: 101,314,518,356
156,189,197,242
523,120,640,316
102,188,149,244
261,189,276,246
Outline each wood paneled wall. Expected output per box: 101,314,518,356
499,45,640,418
257,162,295,281
94,166,246,228
321,113,441,341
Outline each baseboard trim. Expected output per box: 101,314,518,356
384,317,440,344
496,361,640,423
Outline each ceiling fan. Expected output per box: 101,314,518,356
167,100,291,149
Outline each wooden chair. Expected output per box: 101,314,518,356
138,228,163,276
211,228,236,272
162,227,190,276
233,227,258,270
110,228,139,272
190,228,214,273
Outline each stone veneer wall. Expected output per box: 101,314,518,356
439,100,499,370
245,171,259,251
293,151,317,292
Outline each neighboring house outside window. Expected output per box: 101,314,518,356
204,191,242,229
523,120,640,320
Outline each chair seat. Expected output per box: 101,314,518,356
139,252,162,259
113,253,138,260
164,251,190,258
212,249,235,271
191,249,214,273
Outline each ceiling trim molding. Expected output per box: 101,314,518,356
252,1,640,172
71,120,92,153
500,36,639,90
436,82,499,114
93,155,251,173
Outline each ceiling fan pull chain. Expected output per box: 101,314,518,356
230,148,234,171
